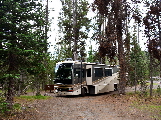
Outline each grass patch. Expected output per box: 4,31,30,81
126,86,161,97
133,103,161,119
146,82,159,86
126,91,140,95
136,104,161,111
15,95,51,101
14,95,52,106
129,93,161,119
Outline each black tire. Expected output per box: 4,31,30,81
81,87,86,97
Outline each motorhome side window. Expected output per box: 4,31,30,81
87,68,91,77
74,68,85,78
95,68,103,77
105,69,112,76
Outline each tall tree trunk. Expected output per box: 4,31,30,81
7,76,14,109
73,0,78,61
36,76,41,96
115,0,126,94
149,53,153,97
7,52,16,109
67,0,72,59
157,0,161,78
134,59,137,93
45,0,48,53
117,32,126,94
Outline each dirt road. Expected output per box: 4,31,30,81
14,91,153,120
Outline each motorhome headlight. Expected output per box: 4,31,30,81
68,88,73,92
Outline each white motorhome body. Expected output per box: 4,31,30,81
54,60,119,96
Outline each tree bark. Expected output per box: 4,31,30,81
157,0,161,78
6,77,14,109
115,0,126,94
149,53,153,97
7,52,16,109
117,34,126,94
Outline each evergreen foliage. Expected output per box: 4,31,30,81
57,0,91,61
93,0,128,94
0,0,49,109
128,34,149,87
143,0,161,97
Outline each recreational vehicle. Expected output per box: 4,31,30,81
53,59,119,96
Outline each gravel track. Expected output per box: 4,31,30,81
13,91,153,120
11,81,161,120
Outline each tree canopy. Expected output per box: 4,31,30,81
57,0,91,61
0,0,49,108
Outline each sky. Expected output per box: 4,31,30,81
47,0,61,55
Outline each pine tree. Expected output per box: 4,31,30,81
0,0,47,109
143,0,161,97
93,0,128,94
128,34,149,92
58,0,91,61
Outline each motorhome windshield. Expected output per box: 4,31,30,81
54,63,73,84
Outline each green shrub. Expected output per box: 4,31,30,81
0,97,9,114
0,97,21,114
